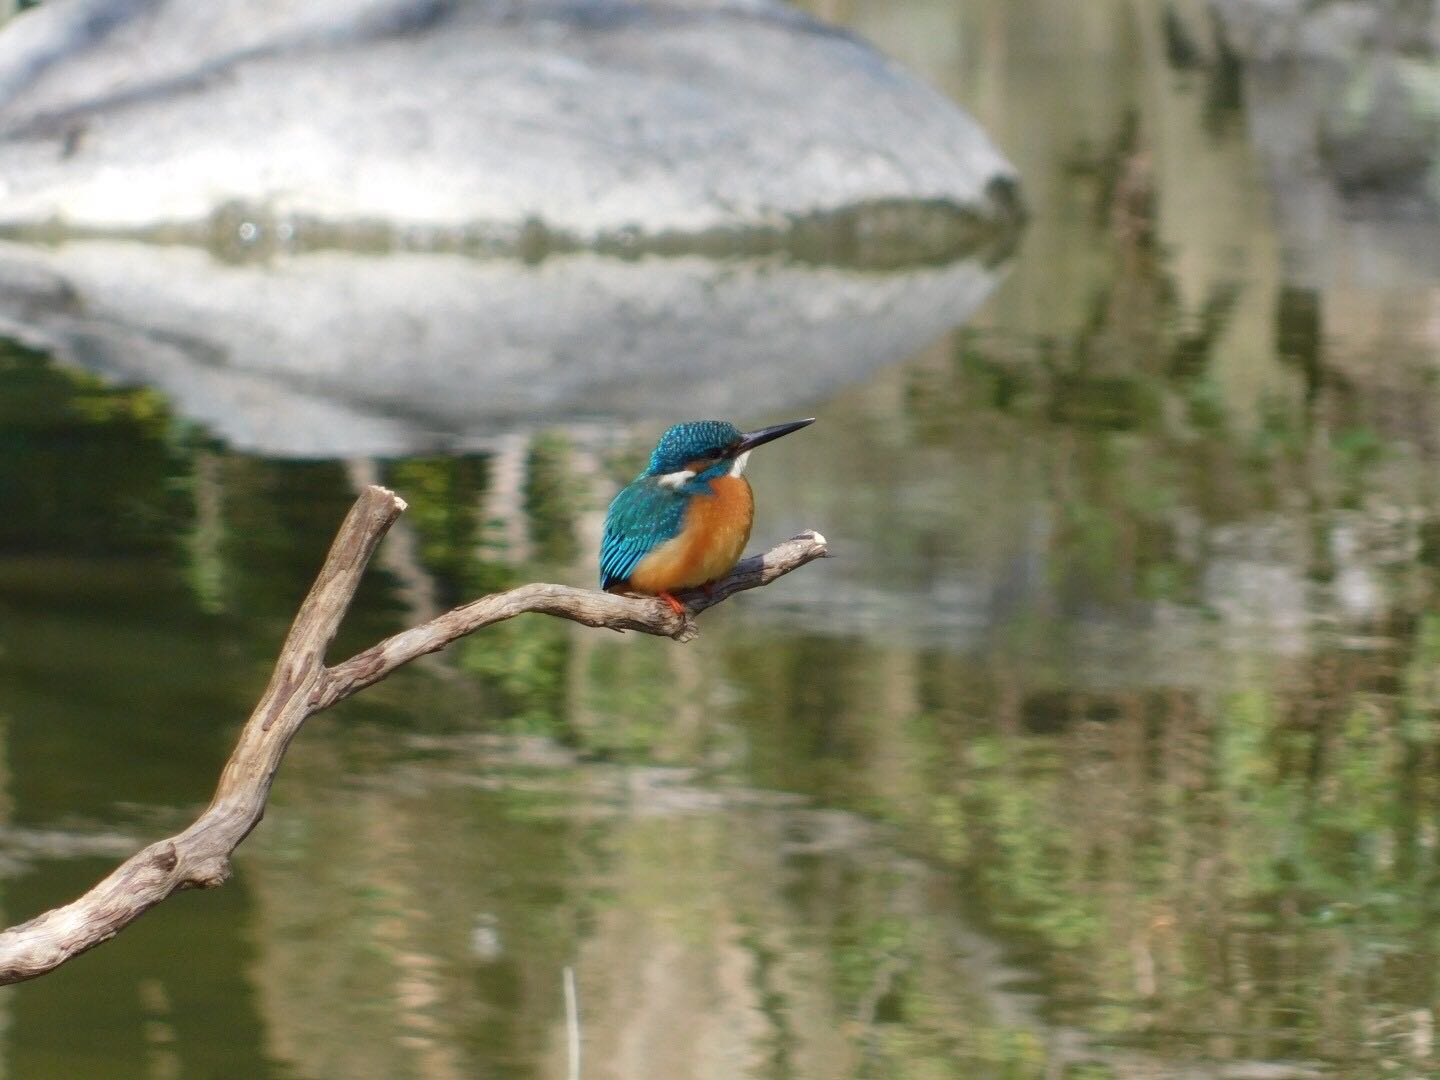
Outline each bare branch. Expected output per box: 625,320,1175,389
0,487,828,984
318,528,828,708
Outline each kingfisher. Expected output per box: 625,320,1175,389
600,417,815,614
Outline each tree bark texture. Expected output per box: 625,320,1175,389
0,485,828,984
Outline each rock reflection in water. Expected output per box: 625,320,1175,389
0,241,1000,458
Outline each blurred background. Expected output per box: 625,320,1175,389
2,0,1440,1076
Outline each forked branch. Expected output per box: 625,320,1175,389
0,485,828,984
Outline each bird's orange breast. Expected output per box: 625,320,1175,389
627,475,754,594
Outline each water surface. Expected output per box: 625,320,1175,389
2,1,1440,1077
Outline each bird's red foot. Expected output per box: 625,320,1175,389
658,591,687,616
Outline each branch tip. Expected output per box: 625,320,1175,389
362,483,406,513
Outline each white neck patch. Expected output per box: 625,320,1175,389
658,469,696,489
729,451,751,477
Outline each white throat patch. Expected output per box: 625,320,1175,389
729,451,752,477
658,469,696,489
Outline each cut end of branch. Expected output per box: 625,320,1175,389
363,484,407,514
801,530,832,556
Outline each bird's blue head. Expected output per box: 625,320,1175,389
647,420,741,476
644,417,815,486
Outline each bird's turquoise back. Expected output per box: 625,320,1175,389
599,478,689,590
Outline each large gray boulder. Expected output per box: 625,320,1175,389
0,0,1020,259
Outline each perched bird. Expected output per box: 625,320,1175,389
600,417,815,613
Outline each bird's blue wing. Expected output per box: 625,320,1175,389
599,479,689,590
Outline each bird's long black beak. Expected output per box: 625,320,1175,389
734,417,816,455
